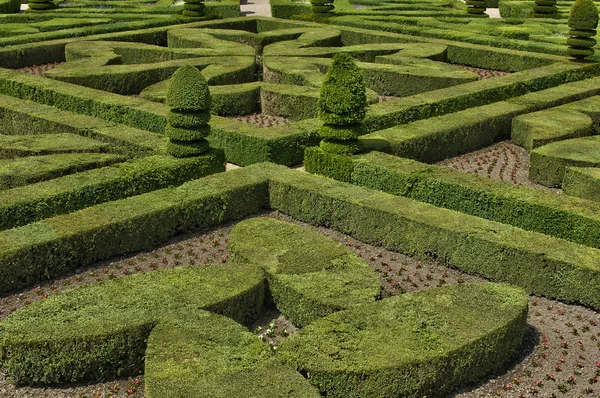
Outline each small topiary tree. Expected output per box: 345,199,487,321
166,65,212,158
311,0,334,14
27,0,57,11
318,53,367,156
532,0,557,18
465,0,486,15
182,0,205,17
568,0,599,60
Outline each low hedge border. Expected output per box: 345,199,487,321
267,164,600,310
1,163,599,310
304,150,600,249
563,166,600,202
279,283,528,398
530,136,600,187
0,161,262,293
360,76,600,163
229,217,380,327
512,95,600,150
0,153,126,191
0,263,267,385
0,152,225,231
0,94,166,156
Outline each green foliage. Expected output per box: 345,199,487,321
314,151,600,249
568,0,599,60
279,283,528,398
164,125,211,141
0,134,110,158
569,0,599,30
229,218,380,327
304,147,354,182
166,139,211,157
0,263,266,385
318,53,366,127
0,154,125,190
166,110,210,128
267,164,600,310
0,165,261,293
532,0,556,18
563,167,600,202
0,0,20,13
319,138,363,155
530,136,600,187
166,65,211,112
0,152,225,231
466,0,486,14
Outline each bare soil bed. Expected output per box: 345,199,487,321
436,140,562,194
226,113,291,127
1,212,598,398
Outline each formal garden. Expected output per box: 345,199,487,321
0,0,600,395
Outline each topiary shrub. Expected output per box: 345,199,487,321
311,0,334,14
567,0,599,60
317,53,367,156
532,0,557,18
466,0,486,15
27,0,57,11
166,65,212,158
182,0,205,17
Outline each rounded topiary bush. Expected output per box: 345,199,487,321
318,53,367,155
182,0,206,17
311,0,334,13
568,0,599,60
532,0,557,18
466,0,486,15
166,65,212,158
27,0,58,11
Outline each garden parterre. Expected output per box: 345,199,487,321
1,2,600,397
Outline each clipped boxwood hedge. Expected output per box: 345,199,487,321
563,166,600,202
306,150,600,249
279,283,528,398
229,217,380,326
0,152,225,231
267,164,600,310
0,263,266,385
530,136,600,187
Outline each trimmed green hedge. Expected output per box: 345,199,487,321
1,162,600,309
229,218,380,326
0,152,225,231
0,153,125,190
145,313,319,398
267,164,600,310
0,0,19,13
0,165,265,293
279,283,528,398
511,95,600,150
530,136,600,187
305,150,600,249
0,94,165,156
0,133,110,158
0,263,266,385
563,166,600,201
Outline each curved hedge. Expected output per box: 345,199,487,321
530,135,600,187
229,217,381,327
0,263,266,385
279,283,529,398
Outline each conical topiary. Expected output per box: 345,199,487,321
466,0,486,15
28,0,58,11
311,0,334,14
182,0,206,18
318,53,367,156
532,0,557,18
568,0,599,60
166,65,212,158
